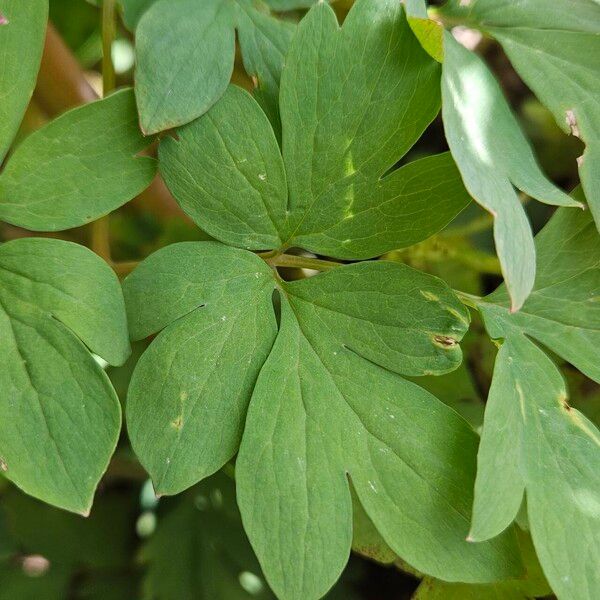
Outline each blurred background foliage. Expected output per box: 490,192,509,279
0,0,595,598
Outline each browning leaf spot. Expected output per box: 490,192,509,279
565,109,580,138
0,457,7,472
171,415,184,430
559,393,572,412
433,334,457,348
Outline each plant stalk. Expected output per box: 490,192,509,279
113,261,139,277
92,0,117,262
101,0,117,96
265,253,342,271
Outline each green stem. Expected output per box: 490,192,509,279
266,253,342,271
113,260,139,277
92,0,117,262
101,0,117,95
91,216,112,263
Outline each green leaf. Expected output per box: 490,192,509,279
160,86,288,251
237,268,521,599
0,238,127,514
124,243,278,494
0,0,48,162
264,0,319,10
404,0,428,19
125,244,522,599
472,336,600,600
141,472,273,600
160,0,472,258
134,0,293,134
119,0,156,29
413,576,524,599
441,31,581,312
412,529,550,599
235,3,295,140
350,485,396,565
0,89,156,232
471,200,600,600
439,0,600,229
274,0,463,258
480,203,600,383
404,0,444,63
410,361,485,430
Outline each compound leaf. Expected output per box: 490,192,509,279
472,200,600,600
277,0,467,258
0,238,127,514
160,0,472,258
141,472,273,600
440,0,600,229
124,243,278,495
0,0,48,162
441,32,580,312
0,89,156,232
125,243,523,599
134,0,293,134
237,269,521,599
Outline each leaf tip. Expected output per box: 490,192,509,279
509,298,523,314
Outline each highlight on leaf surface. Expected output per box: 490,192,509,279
0,89,156,232
159,0,472,260
440,0,600,231
0,238,129,514
470,198,600,600
440,30,581,312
